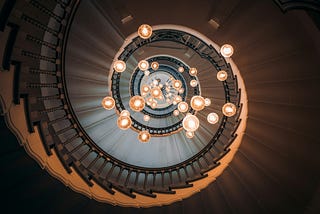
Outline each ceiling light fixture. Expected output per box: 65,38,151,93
138,24,153,39
220,44,234,57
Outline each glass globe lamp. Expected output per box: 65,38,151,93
217,70,228,81
150,87,162,99
178,67,184,73
138,24,153,39
190,79,198,87
186,131,194,138
117,116,132,130
189,68,197,76
113,60,126,73
173,109,179,116
143,115,150,122
207,112,219,124
178,102,188,113
182,114,200,132
173,80,182,90
220,44,234,57
101,96,115,110
204,98,211,106
129,95,145,112
138,60,149,71
120,110,130,117
190,96,205,111
138,130,151,143
151,61,159,70
222,103,237,117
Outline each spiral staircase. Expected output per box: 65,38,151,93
1,0,320,213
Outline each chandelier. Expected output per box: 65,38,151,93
101,24,236,143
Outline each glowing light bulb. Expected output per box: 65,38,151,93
186,131,194,138
173,109,180,116
129,96,145,112
151,61,159,70
189,68,197,76
113,60,126,73
101,96,115,110
178,102,188,113
173,80,182,90
220,44,234,57
138,60,149,71
222,103,237,117
138,130,151,143
141,85,150,94
207,112,219,124
143,115,150,122
190,79,198,87
178,67,184,73
204,98,211,106
120,110,130,117
182,114,199,132
173,95,182,104
178,88,184,94
151,101,157,109
117,116,132,130
217,70,228,81
150,87,162,98
144,70,150,76
138,24,153,39
190,96,205,111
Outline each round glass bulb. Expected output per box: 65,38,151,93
113,60,126,73
179,88,184,94
120,110,130,117
190,79,198,87
173,109,179,116
207,112,219,124
141,85,150,94
178,67,184,73
144,70,150,76
143,115,150,122
173,80,182,90
101,96,115,110
117,116,132,130
129,96,145,112
178,101,189,113
186,131,194,138
204,98,211,106
222,103,237,117
138,60,149,71
151,61,159,70
150,87,162,98
138,24,153,39
174,95,182,104
138,130,151,143
220,44,234,57
182,114,200,132
217,70,228,81
190,96,205,111
151,101,157,109
189,68,197,76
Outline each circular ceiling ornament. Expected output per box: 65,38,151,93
138,24,153,39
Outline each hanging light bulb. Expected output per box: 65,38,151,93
173,95,182,104
217,70,228,81
172,80,182,90
151,61,159,70
141,85,150,94
190,96,205,111
151,101,158,109
178,88,184,94
182,114,199,132
207,112,219,124
138,60,149,71
178,102,188,113
220,44,234,57
113,60,126,73
150,86,162,98
117,115,132,130
138,24,153,39
144,70,150,76
120,110,130,117
190,79,198,87
189,68,197,76
173,109,180,116
129,95,145,112
222,103,237,117
178,67,184,73
186,131,194,138
101,96,115,110
143,115,150,122
204,98,211,106
138,130,151,143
